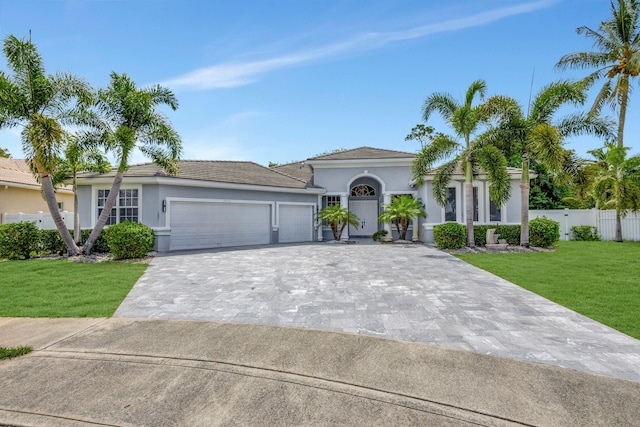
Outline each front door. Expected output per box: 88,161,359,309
349,199,378,236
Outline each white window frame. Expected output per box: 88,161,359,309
91,185,143,227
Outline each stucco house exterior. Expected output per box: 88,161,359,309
0,157,74,217
75,147,526,251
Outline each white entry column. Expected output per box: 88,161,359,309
383,193,392,241
340,193,349,240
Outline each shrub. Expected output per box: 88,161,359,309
103,222,155,260
434,222,466,249
473,224,521,246
80,229,109,253
38,229,66,255
372,230,388,242
0,221,39,260
571,225,600,241
529,217,560,247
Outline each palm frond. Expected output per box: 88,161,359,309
474,144,511,206
411,133,460,185
432,158,459,206
422,92,458,122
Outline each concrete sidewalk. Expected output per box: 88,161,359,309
1,317,639,426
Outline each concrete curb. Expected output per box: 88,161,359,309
1,318,639,426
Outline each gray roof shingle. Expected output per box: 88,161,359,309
307,146,415,161
78,160,310,189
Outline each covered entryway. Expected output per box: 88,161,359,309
278,204,314,243
348,178,380,237
169,200,271,250
348,199,378,236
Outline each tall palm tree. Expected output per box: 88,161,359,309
484,81,612,246
378,194,426,241
411,80,511,247
556,0,640,150
0,35,94,256
590,142,640,241
52,133,111,244
81,72,182,255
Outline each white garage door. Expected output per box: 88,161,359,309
279,204,314,243
170,201,271,251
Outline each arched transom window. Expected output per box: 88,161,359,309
351,184,376,197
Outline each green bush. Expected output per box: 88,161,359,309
103,222,154,260
372,230,388,242
529,217,560,247
38,229,66,255
434,222,466,249
0,222,39,260
473,224,521,246
79,229,109,253
571,225,600,241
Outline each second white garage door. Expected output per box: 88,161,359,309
170,201,271,251
278,204,314,243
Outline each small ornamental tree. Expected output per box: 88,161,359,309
378,195,426,240
316,205,359,241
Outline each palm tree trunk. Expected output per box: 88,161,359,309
41,173,80,256
615,209,623,242
72,171,81,245
520,156,530,247
617,76,628,149
83,171,124,254
464,160,475,247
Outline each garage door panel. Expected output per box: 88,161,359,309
279,205,313,243
170,201,271,250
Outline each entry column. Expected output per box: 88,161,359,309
383,193,392,241
340,193,349,240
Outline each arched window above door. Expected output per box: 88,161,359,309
351,184,376,197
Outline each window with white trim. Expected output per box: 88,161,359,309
490,200,502,221
325,195,341,207
445,188,456,221
97,189,139,225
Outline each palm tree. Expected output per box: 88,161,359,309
411,80,511,247
81,72,182,255
52,133,111,244
0,35,94,256
378,195,426,241
590,142,640,241
556,0,640,150
484,81,612,246
316,204,359,241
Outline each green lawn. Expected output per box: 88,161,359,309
0,346,32,360
456,241,640,340
0,260,147,317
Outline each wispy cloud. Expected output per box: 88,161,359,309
162,0,557,91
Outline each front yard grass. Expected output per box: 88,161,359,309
0,346,32,360
0,260,147,317
456,241,640,340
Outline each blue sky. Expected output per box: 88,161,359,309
0,0,635,166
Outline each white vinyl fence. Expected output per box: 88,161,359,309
530,209,640,241
1,211,74,230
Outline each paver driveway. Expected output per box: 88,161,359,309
115,242,640,382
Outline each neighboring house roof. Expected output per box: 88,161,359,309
307,146,415,161
0,158,72,192
272,161,314,185
78,160,312,189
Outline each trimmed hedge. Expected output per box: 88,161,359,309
434,222,466,249
473,224,520,246
0,222,39,260
103,221,154,260
0,225,110,260
529,217,560,247
571,225,600,241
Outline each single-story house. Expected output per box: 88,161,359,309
0,157,74,217
76,147,526,251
